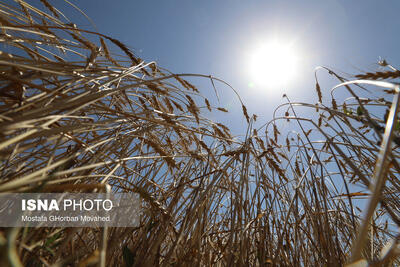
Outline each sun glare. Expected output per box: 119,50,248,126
249,40,299,89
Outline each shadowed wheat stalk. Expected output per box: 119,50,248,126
0,1,400,266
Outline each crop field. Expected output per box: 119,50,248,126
0,1,400,266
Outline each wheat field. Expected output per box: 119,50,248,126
0,1,400,266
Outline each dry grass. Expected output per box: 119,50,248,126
0,1,400,266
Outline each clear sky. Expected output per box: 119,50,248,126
71,0,400,136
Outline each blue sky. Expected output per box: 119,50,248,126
72,0,400,136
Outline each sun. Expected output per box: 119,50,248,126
248,39,299,89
